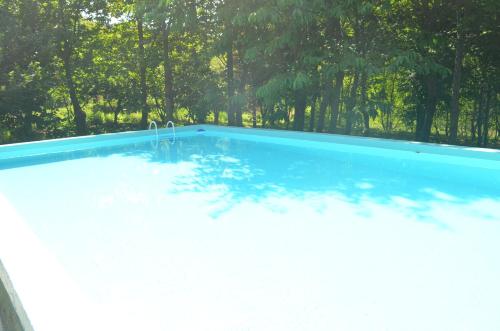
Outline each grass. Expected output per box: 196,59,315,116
1,106,498,149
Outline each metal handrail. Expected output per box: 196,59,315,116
149,121,158,137
149,121,159,149
166,121,176,143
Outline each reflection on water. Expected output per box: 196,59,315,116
3,134,498,226
138,135,500,227
1,134,499,229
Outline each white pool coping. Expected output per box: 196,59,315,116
1,125,499,162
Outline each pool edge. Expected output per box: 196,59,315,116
0,125,193,160
0,259,34,331
1,124,498,166
200,125,500,158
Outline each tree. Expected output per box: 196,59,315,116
54,0,107,135
1,0,498,148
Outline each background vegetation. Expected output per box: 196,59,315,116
0,0,499,147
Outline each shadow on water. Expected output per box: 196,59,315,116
142,135,500,227
1,134,499,227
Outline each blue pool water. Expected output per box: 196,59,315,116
1,126,499,331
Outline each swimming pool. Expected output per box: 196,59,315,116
1,125,499,331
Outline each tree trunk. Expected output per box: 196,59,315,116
482,90,491,147
476,96,483,146
421,75,438,142
214,110,220,125
137,17,149,129
162,21,174,122
235,66,245,127
416,102,425,140
226,42,235,126
449,9,465,144
23,108,33,138
61,41,86,135
325,9,344,134
235,101,243,127
267,104,274,128
57,0,86,136
496,101,500,141
345,72,359,135
285,101,291,129
386,73,396,132
317,79,332,132
445,108,450,137
293,89,306,131
360,72,370,135
329,71,345,133
416,75,438,142
251,91,257,128
309,95,318,132
471,99,477,143
114,99,122,127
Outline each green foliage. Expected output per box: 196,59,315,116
0,0,498,147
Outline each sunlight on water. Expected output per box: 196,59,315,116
1,135,499,331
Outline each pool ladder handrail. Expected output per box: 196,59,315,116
149,121,159,149
149,121,158,137
166,121,176,144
